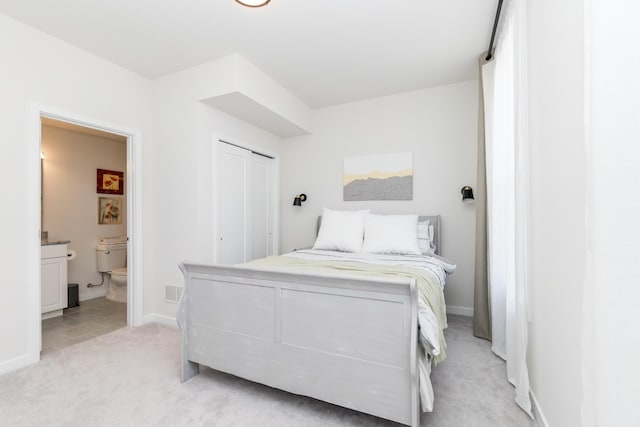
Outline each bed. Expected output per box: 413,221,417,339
177,212,455,426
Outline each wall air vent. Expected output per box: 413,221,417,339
164,284,183,303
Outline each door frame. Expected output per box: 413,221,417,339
212,134,280,263
27,103,144,362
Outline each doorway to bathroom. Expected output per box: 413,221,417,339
40,118,128,353
28,105,144,360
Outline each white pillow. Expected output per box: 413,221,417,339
313,208,370,252
417,220,436,255
361,214,421,255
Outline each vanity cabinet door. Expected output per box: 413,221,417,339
41,257,68,313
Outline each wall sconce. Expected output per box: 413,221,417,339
293,194,307,206
461,186,474,203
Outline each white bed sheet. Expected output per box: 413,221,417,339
285,249,455,288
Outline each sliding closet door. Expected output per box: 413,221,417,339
217,142,251,265
251,153,273,260
217,141,275,264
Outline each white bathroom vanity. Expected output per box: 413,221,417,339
41,241,70,319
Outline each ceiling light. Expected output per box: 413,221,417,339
235,0,271,7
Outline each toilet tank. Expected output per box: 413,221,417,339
96,242,127,272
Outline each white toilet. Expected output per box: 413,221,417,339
96,236,128,303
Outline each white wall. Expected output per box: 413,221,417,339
0,14,152,374
527,0,586,425
280,81,478,312
587,1,640,425
150,60,284,321
41,125,127,301
527,3,640,425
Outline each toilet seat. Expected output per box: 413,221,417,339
111,267,127,276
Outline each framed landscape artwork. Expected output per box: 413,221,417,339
343,152,413,201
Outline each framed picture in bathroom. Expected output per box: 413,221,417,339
98,197,123,224
97,169,124,195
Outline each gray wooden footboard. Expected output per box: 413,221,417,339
178,262,420,427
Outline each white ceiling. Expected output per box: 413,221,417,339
41,117,127,142
0,0,497,108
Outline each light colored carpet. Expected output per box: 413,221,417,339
0,315,536,427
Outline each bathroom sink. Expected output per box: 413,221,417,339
41,240,70,246
41,243,69,259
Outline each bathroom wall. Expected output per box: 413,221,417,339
41,124,127,301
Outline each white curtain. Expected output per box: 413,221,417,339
482,0,533,417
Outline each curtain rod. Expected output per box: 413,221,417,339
485,0,504,61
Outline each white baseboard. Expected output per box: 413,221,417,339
446,305,474,317
0,353,38,376
531,390,549,427
143,313,179,329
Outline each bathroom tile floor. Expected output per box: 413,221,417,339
41,297,127,354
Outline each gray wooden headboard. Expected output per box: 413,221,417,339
316,214,441,255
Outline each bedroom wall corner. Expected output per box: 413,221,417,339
279,81,478,312
149,59,285,322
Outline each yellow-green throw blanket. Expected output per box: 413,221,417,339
244,256,448,364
